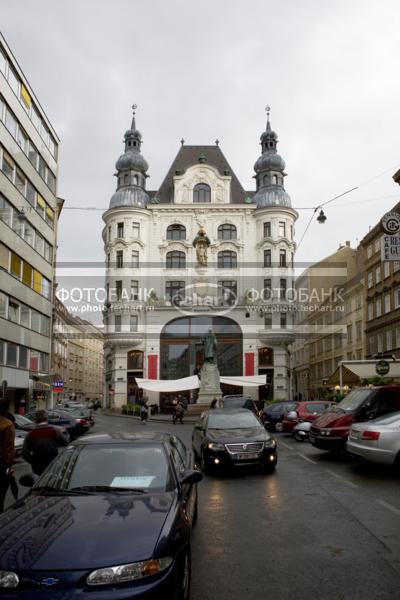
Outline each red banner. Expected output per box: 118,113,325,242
147,355,158,380
245,352,255,376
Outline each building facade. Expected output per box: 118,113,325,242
52,297,104,404
103,108,298,408
361,201,400,361
0,34,60,412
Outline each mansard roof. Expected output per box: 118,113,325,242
151,145,248,204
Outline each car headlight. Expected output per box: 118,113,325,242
0,571,19,588
264,439,276,449
87,558,173,586
321,429,332,436
207,442,225,451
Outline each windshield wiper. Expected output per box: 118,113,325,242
32,486,90,496
69,485,146,494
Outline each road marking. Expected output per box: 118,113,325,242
376,499,400,517
297,453,317,464
280,441,294,450
326,469,358,489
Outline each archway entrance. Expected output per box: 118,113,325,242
127,350,144,403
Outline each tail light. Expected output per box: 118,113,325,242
361,431,380,440
76,418,89,425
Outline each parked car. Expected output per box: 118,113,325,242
346,412,400,466
13,413,35,432
14,430,27,456
0,432,201,600
192,408,277,474
222,395,259,414
62,406,95,427
281,401,331,432
25,409,90,439
310,386,400,452
259,401,297,431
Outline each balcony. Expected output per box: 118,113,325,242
105,331,144,348
258,328,296,346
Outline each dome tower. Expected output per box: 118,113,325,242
253,107,291,208
109,105,150,209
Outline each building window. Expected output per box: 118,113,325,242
131,250,139,268
217,250,237,269
386,330,392,350
115,280,122,300
377,333,383,353
6,342,17,366
218,224,237,240
115,315,121,332
280,313,287,329
367,271,373,288
132,222,140,238
367,245,372,258
263,222,271,237
218,280,237,305
2,151,14,181
193,183,211,203
384,261,390,279
394,287,400,310
279,249,287,267
375,266,381,284
264,249,271,267
384,293,391,313
367,303,373,321
290,225,293,240
8,299,19,323
131,280,139,300
116,250,123,268
347,324,352,343
166,281,185,304
166,251,186,269
376,297,382,317
280,279,287,299
108,225,111,240
19,346,28,369
374,239,380,253
278,221,286,237
117,222,124,238
356,321,362,341
264,314,272,328
130,315,138,332
166,224,186,240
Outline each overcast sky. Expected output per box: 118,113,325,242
2,0,400,269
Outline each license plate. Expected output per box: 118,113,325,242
234,452,259,460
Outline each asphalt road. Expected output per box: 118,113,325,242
7,413,400,600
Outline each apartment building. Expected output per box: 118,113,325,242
0,34,60,412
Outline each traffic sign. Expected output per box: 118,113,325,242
376,360,390,376
52,380,64,392
381,234,400,261
381,212,400,235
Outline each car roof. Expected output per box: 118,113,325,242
71,431,177,446
204,408,254,416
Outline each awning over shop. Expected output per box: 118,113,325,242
134,374,268,392
328,361,400,385
327,366,361,385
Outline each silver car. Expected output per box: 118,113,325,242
347,412,400,465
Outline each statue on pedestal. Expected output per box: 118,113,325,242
202,328,217,364
193,226,210,267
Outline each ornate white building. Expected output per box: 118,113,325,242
102,108,298,408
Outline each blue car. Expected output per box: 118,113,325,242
259,401,297,431
0,432,202,599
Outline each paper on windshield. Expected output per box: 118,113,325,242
111,476,156,488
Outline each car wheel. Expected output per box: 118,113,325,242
274,422,283,433
173,547,191,600
294,431,305,442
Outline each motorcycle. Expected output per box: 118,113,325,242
293,420,312,442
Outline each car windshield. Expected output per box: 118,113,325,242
36,443,175,493
208,412,260,429
305,403,330,414
367,412,400,425
14,414,34,426
268,402,296,414
223,398,250,408
334,389,373,412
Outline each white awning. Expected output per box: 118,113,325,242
134,374,268,392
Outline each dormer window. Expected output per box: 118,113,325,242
193,183,211,203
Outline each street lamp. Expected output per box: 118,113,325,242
316,209,327,224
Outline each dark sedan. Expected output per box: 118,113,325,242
192,409,277,474
25,409,90,439
0,432,202,599
259,401,297,432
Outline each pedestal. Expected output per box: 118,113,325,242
197,361,222,406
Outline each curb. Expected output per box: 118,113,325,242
102,411,198,425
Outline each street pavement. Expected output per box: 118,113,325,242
6,412,400,600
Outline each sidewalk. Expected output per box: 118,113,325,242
102,410,198,424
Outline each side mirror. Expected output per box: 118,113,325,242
180,470,203,485
19,473,37,487
287,411,298,421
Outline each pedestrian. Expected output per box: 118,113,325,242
22,410,69,476
210,397,218,409
140,402,148,422
173,398,185,425
0,400,15,514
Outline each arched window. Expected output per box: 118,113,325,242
167,224,186,240
218,250,237,269
166,251,186,269
218,224,237,240
193,183,211,203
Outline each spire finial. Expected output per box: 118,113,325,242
265,105,271,131
181,138,185,145
131,103,137,129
